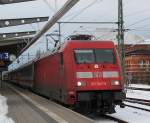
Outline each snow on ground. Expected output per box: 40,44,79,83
124,102,150,110
0,95,15,123
126,84,150,100
126,89,150,100
110,106,150,123
108,84,150,123
129,84,150,89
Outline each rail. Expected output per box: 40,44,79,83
126,87,150,91
125,97,150,112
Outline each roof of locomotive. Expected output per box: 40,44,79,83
31,40,115,62
59,40,115,52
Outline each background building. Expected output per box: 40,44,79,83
125,41,150,84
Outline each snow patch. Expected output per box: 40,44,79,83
110,106,150,123
129,84,150,89
107,84,150,123
125,102,150,110
126,84,150,100
126,89,150,100
0,95,15,123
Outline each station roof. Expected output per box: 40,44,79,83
0,16,49,71
0,0,35,4
0,37,33,46
0,37,33,71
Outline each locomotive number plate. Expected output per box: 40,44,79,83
91,81,106,86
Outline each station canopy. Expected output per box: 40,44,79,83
0,17,49,71
0,0,35,4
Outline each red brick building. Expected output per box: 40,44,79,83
125,45,150,84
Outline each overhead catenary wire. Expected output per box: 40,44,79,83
105,1,150,30
128,23,150,30
20,0,80,55
10,0,80,69
48,0,104,42
124,8,150,18
10,0,150,69
53,0,104,35
48,0,120,43
126,16,150,27
93,31,115,40
122,1,150,33
127,29,150,32
64,0,102,21
43,0,56,13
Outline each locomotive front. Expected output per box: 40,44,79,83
65,39,126,114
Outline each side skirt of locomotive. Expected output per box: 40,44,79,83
76,91,126,114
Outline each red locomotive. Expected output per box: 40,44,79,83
8,35,125,114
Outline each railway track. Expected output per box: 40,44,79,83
124,97,150,112
102,115,128,123
125,97,150,106
125,104,150,112
80,112,128,123
126,87,150,91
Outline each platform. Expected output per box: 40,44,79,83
0,82,94,123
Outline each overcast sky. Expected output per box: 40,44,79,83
1,0,150,38
1,0,149,69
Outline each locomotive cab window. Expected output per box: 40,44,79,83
74,49,116,64
95,49,116,64
74,50,95,64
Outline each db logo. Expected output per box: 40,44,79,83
94,64,99,68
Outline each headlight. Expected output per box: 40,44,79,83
77,81,82,86
111,80,120,85
77,81,86,87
